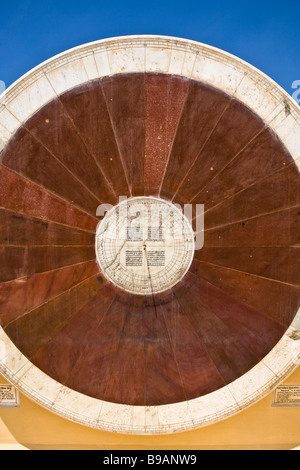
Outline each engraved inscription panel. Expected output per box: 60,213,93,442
0,385,19,407
272,385,300,407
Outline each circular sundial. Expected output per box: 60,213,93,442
0,36,299,435
96,197,195,295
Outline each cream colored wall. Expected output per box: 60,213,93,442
0,366,299,450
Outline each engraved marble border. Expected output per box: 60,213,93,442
0,35,300,435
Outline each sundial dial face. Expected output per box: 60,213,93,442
0,36,299,435
96,197,195,295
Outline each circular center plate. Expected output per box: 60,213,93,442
96,197,195,295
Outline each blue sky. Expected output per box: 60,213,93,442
0,0,299,97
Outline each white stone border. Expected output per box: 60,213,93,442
0,35,300,435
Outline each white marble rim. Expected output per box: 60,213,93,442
0,35,300,434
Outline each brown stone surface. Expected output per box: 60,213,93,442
176,98,266,203
0,245,96,283
190,261,300,327
0,165,98,232
59,81,130,198
0,208,95,247
0,260,99,326
0,72,299,406
1,126,101,217
160,80,231,200
190,127,296,210
4,275,105,358
101,74,145,196
144,74,190,196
